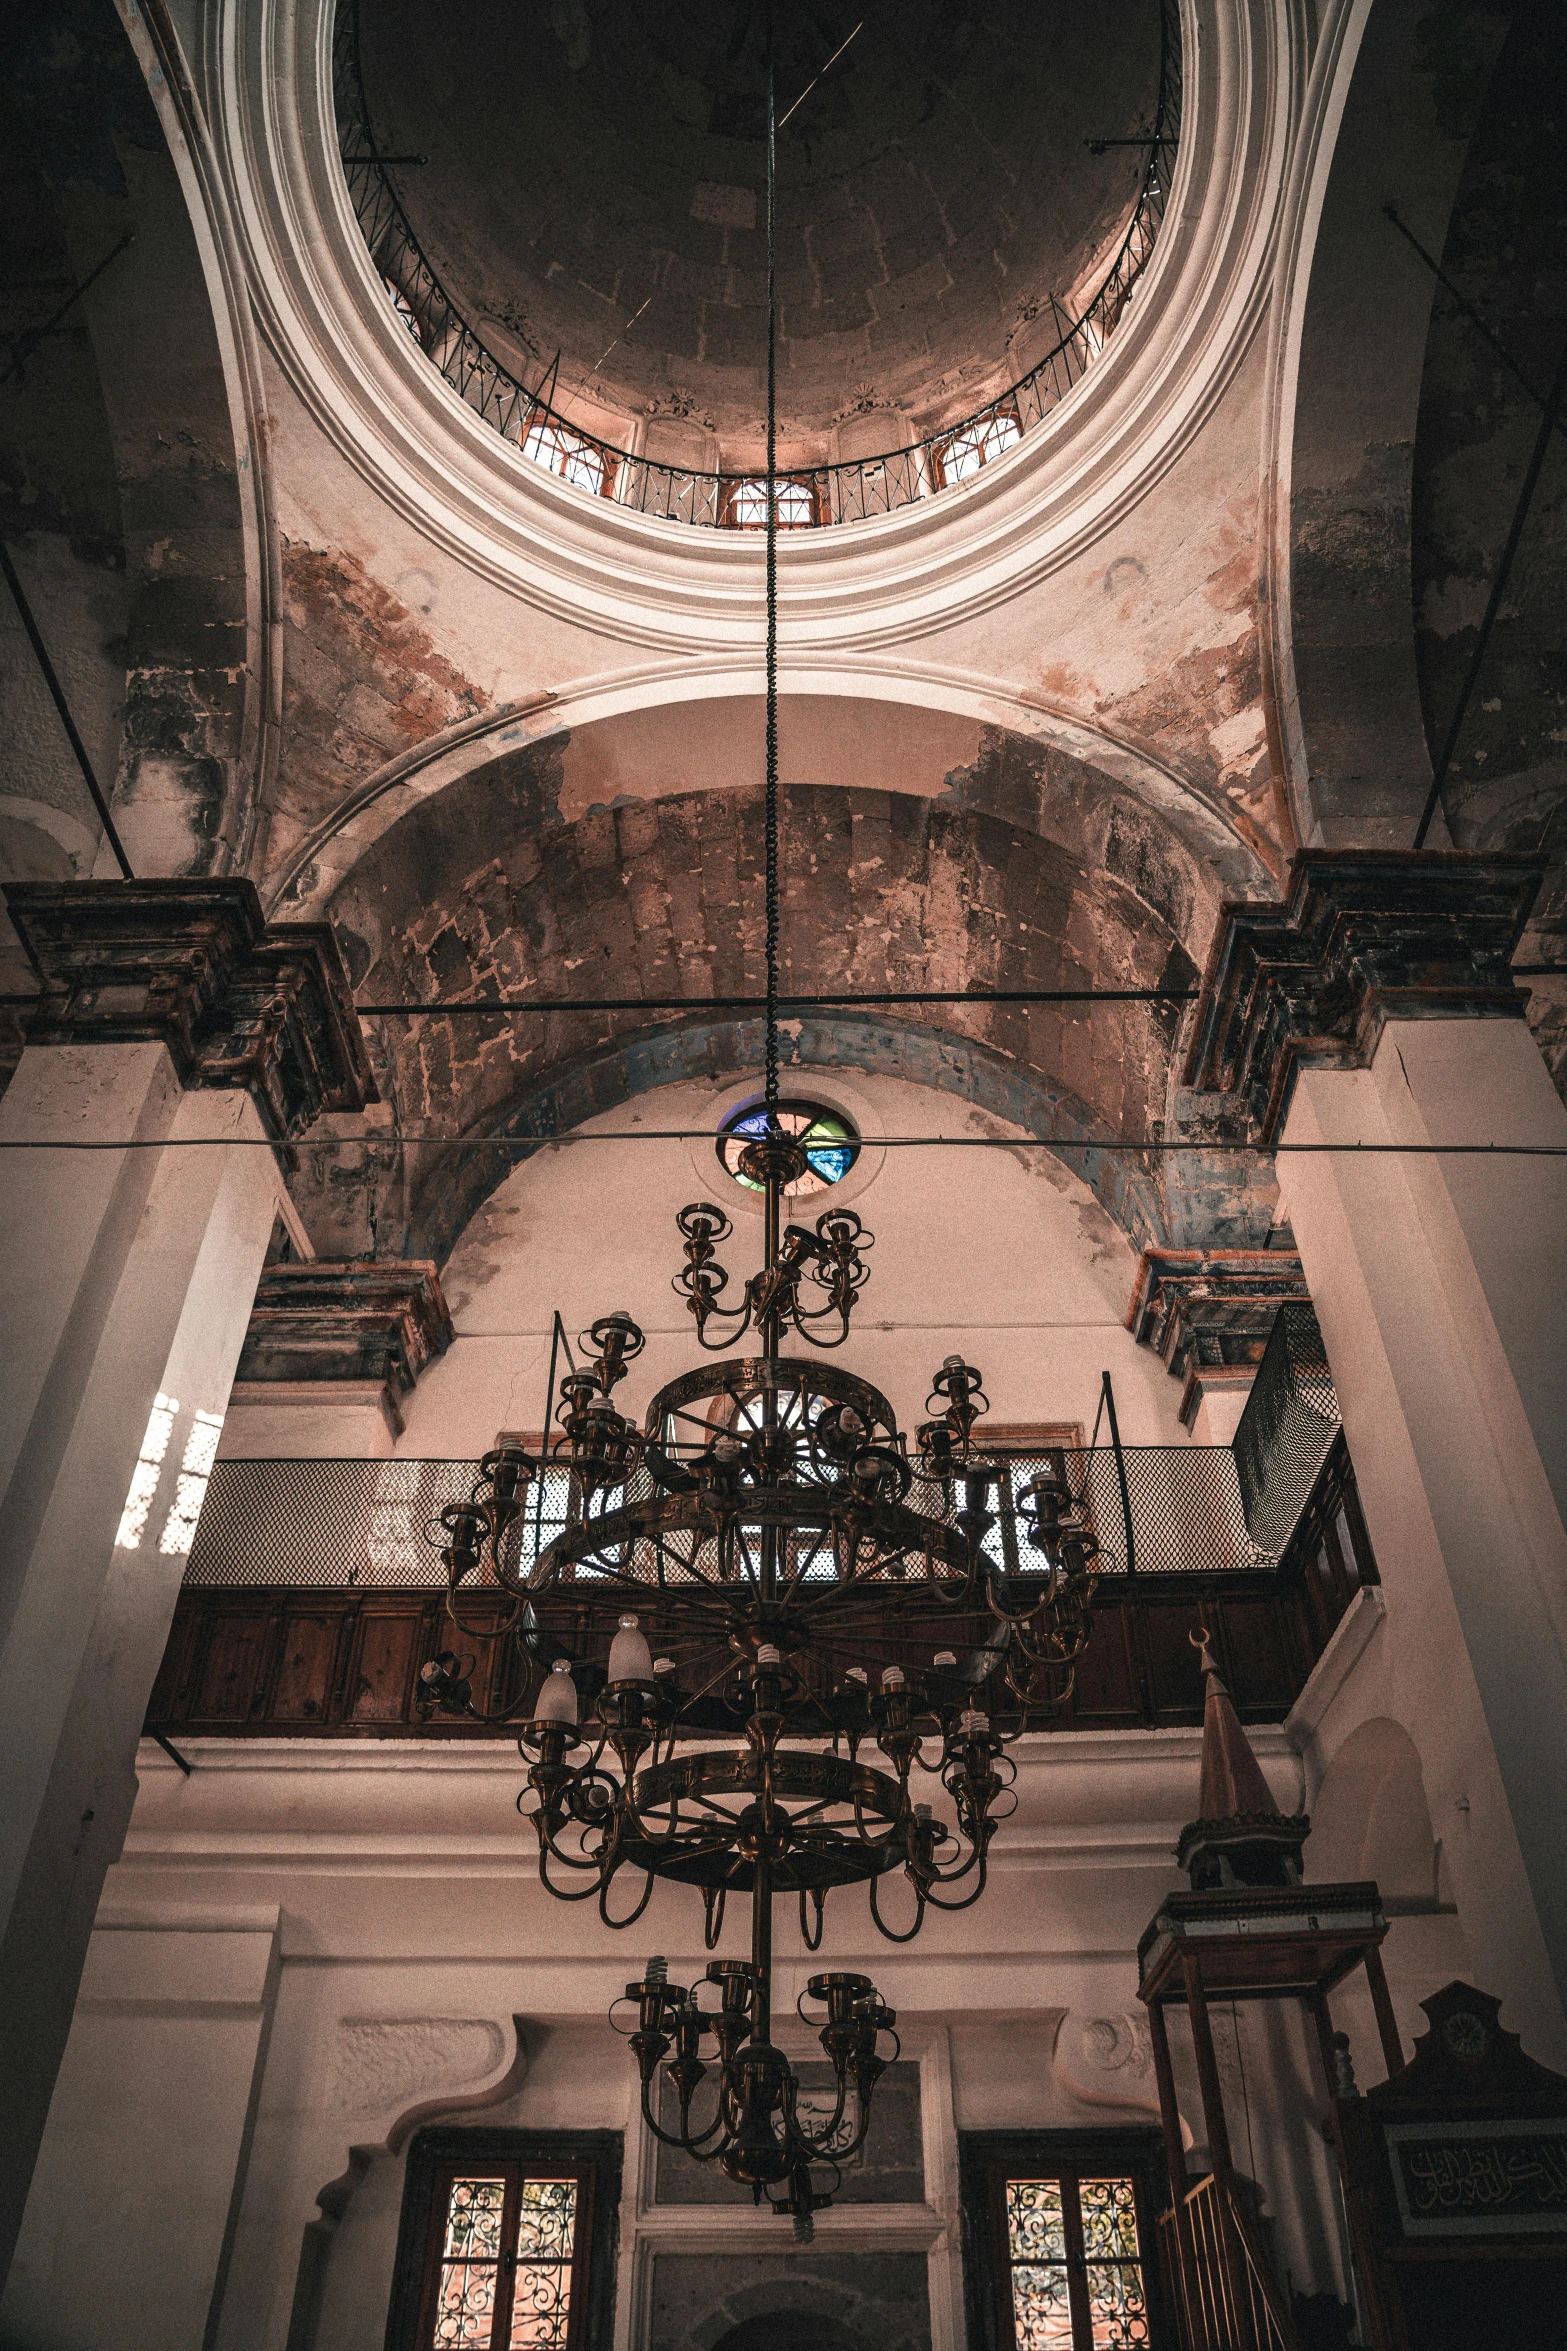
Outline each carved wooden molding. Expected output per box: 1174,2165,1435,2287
1127,1247,1309,1375
1182,851,1545,1140
2,878,376,1137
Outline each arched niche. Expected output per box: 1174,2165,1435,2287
1310,1716,1441,1906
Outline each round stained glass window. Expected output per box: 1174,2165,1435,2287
717,1100,860,1198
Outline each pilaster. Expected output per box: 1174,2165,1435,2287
0,879,372,2280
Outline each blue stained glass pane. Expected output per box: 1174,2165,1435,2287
807,1146,853,1182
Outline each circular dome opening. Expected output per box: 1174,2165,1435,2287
348,0,1173,498
718,1099,860,1197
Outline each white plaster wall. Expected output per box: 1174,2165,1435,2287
1,1905,280,2351
397,1070,1193,1460
63,1720,1348,2351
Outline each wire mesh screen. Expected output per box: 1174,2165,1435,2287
1232,1303,1341,1560
182,1459,575,1589
184,1446,1269,1590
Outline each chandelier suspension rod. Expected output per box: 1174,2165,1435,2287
763,26,782,1116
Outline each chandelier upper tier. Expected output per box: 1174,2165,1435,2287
420,1122,1102,2234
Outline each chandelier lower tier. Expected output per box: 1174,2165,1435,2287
419,1125,1102,2236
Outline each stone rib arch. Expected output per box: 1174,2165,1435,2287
292,777,1284,1266
265,671,1277,927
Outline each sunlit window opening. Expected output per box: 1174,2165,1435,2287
115,1392,180,1550
723,475,819,529
937,405,1023,485
1005,2175,1150,2350
522,417,610,496
428,2173,577,2350
718,1099,859,1196
158,1409,226,1557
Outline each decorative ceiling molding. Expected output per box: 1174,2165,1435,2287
208,0,1297,652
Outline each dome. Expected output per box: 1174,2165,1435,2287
355,0,1166,464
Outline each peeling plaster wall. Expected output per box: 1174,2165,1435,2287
0,0,261,900
1409,0,1567,1088
1285,0,1514,845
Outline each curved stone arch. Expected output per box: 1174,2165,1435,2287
266,664,1278,928
1265,0,1514,848
392,1009,1176,1271
289,777,1284,1265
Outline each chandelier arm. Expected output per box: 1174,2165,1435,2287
598,1865,657,1932
799,1887,826,1951
441,1588,525,1640
868,1871,929,1944
535,1840,618,1901
792,2076,851,2155
637,2077,728,2156
918,1852,992,1913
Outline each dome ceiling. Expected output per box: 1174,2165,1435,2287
356,0,1164,455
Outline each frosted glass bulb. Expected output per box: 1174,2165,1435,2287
535,1660,578,1725
609,1614,655,1683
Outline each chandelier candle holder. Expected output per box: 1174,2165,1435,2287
418,1124,1102,2234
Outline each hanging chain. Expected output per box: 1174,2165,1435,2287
764,37,781,1112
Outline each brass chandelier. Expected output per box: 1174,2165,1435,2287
417,27,1103,2237
421,1151,1101,2232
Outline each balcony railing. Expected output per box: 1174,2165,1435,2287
146,1310,1376,1741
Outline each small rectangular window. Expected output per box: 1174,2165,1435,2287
389,2133,620,2351
961,2132,1167,2351
1004,2175,1151,2349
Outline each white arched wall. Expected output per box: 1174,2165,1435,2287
224,1071,1197,1462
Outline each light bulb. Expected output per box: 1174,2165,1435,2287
535,1660,578,1725
933,1651,957,1668
609,1614,655,1683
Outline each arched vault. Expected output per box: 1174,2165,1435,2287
293,771,1282,1267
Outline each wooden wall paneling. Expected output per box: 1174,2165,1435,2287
145,1600,200,1725
1071,1597,1142,1724
191,1603,279,1723
1137,1592,1208,1722
345,1598,428,1723
271,1601,351,1724
1215,1593,1296,1716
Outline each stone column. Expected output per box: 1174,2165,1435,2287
1186,852,1567,2058
0,881,373,2281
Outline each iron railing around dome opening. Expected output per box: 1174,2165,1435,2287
331,0,1182,530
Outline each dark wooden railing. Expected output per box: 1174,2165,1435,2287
1157,2174,1302,2351
144,1429,1376,1743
